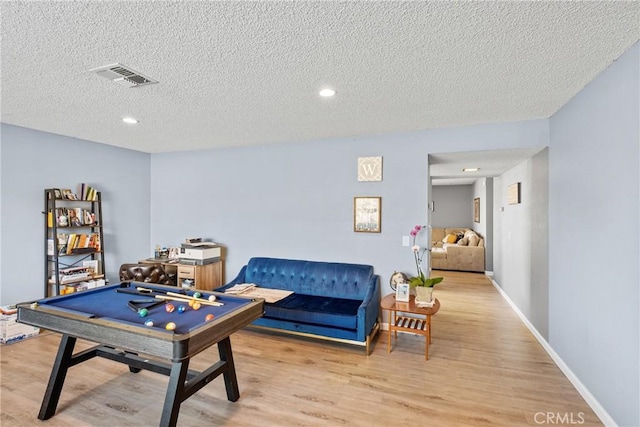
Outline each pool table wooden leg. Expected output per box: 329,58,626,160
38,334,77,420
160,359,190,427
218,336,240,401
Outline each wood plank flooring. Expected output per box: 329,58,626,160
0,271,602,426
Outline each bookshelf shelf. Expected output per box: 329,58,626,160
48,274,105,286
45,187,106,297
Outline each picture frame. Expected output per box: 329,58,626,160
395,282,410,302
474,197,480,223
53,189,62,199
61,189,76,200
508,182,521,205
168,247,180,259
357,156,383,182
354,196,381,233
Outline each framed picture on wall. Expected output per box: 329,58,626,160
474,197,480,223
354,196,381,233
508,182,521,204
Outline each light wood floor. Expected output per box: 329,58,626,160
1,271,601,426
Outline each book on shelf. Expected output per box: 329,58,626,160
57,266,93,283
77,234,88,248
58,233,100,255
57,233,68,254
66,234,76,254
76,183,99,201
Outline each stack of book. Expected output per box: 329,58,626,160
76,183,99,201
54,233,101,254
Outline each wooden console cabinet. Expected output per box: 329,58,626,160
176,260,223,291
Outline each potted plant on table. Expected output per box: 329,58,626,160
409,225,444,305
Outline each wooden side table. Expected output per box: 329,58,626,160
380,293,440,360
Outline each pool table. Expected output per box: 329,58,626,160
17,282,264,427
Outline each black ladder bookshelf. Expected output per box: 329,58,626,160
44,188,106,297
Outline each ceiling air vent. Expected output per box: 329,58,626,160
89,63,158,88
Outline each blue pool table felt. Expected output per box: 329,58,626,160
39,283,252,335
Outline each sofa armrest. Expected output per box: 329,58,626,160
356,275,380,342
217,265,248,292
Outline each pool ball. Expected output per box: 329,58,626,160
165,303,175,313
192,301,201,310
138,308,149,318
177,305,186,313
193,292,202,299
205,314,214,322
208,295,217,302
144,319,154,327
188,299,195,307
165,322,176,331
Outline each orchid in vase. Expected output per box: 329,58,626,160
409,225,443,289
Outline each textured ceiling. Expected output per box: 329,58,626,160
1,1,638,154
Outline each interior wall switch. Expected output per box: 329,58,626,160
402,236,410,246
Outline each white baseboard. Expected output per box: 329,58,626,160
488,275,617,427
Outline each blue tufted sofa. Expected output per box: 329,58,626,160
218,257,381,354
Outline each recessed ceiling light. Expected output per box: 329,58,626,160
462,168,479,172
319,88,336,97
122,117,138,124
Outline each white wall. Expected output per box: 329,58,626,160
0,124,152,305
549,42,639,426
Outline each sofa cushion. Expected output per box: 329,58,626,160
264,294,360,330
457,236,469,246
468,234,480,246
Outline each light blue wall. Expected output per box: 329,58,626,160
0,124,152,305
549,42,639,427
431,185,474,228
472,178,494,271
150,121,548,289
493,148,549,339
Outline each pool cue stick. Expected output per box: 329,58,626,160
154,295,222,307
134,286,224,306
135,287,223,305
166,291,221,305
